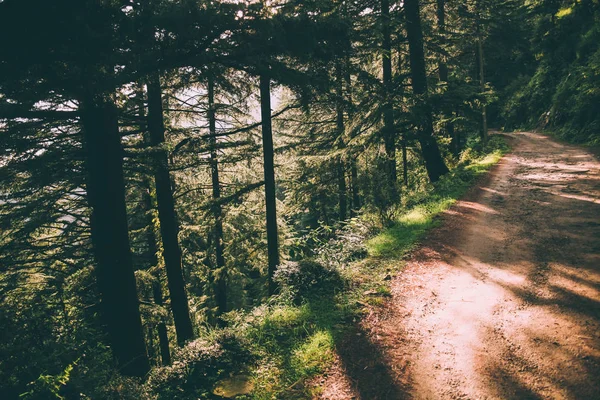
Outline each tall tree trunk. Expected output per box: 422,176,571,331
449,112,458,156
337,164,347,222
319,190,331,226
475,0,488,145
382,0,397,185
335,61,348,221
436,0,459,156
402,137,408,186
350,163,359,216
345,58,361,216
259,74,280,295
144,194,171,366
476,37,488,145
142,179,172,366
152,279,172,366
208,77,227,315
138,83,172,366
80,93,150,377
146,74,194,345
146,322,156,365
436,0,449,83
405,0,450,182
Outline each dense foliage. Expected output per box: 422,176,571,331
0,0,595,398
496,0,600,144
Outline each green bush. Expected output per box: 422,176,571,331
273,260,343,302
144,332,253,400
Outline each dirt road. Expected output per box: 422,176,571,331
318,132,600,399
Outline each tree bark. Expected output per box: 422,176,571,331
477,38,488,146
137,82,173,366
141,179,172,366
436,0,449,83
80,93,150,377
208,77,227,315
350,163,360,216
382,0,397,185
259,74,280,295
405,0,450,182
335,61,348,221
474,0,488,145
146,74,194,345
402,137,409,186
345,58,361,216
152,279,172,366
436,0,459,156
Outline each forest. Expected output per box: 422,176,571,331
1,0,599,399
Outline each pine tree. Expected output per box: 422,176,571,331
207,76,228,315
381,0,398,187
259,73,281,295
404,0,450,182
0,0,151,376
146,75,195,345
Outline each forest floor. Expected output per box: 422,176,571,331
315,132,600,399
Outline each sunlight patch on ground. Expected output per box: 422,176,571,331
487,267,527,286
456,201,499,214
550,273,600,302
481,187,507,196
551,190,600,204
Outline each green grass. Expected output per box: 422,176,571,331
230,298,346,399
556,6,574,19
242,138,509,399
237,137,509,399
367,143,506,259
290,330,335,377
366,202,445,258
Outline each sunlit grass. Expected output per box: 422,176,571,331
243,137,509,399
556,7,573,19
367,203,443,258
367,146,506,259
290,330,334,377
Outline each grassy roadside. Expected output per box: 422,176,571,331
235,136,509,399
140,136,509,400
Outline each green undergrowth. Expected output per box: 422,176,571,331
367,139,507,259
130,136,509,400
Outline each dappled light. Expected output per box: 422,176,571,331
318,132,600,399
455,201,499,214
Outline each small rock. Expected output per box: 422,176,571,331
213,375,253,398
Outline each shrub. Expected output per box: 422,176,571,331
144,332,252,400
273,260,343,302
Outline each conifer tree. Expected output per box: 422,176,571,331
259,73,281,295
146,75,195,345
381,0,398,187
207,76,228,315
0,0,152,376
404,0,450,182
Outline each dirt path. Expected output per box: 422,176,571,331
317,132,600,399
